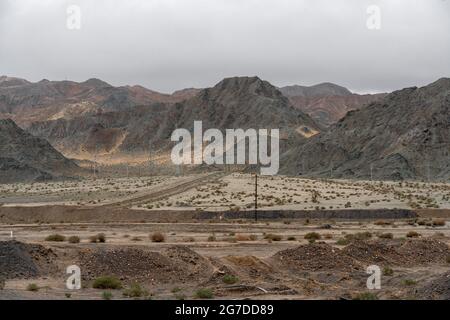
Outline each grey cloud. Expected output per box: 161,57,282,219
0,0,449,93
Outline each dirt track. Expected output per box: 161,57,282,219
103,172,226,208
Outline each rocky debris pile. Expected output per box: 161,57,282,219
416,272,450,300
162,246,212,281
0,241,57,279
79,246,212,284
271,243,361,272
272,239,450,273
225,256,275,280
341,241,407,266
398,239,450,265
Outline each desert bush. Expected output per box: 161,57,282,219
97,233,106,243
90,233,106,243
406,231,421,238
304,232,321,241
264,234,282,241
383,267,394,276
402,279,417,286
378,233,394,239
26,283,39,292
336,238,350,246
446,256,450,264
175,293,186,300
195,288,214,299
150,232,165,243
123,283,149,298
68,236,80,244
45,234,66,242
374,220,391,226
207,235,216,242
222,275,239,285
235,234,251,241
102,291,113,300
353,292,378,300
0,277,5,290
287,236,297,241
92,276,122,290
324,233,333,240
432,219,446,227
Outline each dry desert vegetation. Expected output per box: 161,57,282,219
1,173,449,300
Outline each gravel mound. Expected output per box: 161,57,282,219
416,272,450,300
79,246,212,283
398,239,450,265
341,241,407,266
271,243,361,272
0,241,57,279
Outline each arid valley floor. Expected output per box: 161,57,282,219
1,173,449,300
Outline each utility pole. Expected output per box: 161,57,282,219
254,173,258,222
330,160,333,179
93,144,98,179
148,141,152,176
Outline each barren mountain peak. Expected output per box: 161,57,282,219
82,78,112,88
210,76,284,100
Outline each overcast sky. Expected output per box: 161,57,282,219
0,0,449,93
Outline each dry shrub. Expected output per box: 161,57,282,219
150,232,166,243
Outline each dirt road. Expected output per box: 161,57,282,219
103,171,226,208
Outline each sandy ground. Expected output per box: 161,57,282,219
0,173,448,211
1,173,449,300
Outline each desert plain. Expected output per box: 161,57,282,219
1,172,449,300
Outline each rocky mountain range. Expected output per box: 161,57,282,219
0,75,448,182
281,78,450,181
0,119,82,183
25,77,320,162
279,82,386,127
0,76,199,127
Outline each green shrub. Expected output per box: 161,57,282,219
68,236,80,244
195,288,214,299
26,283,39,292
175,293,186,300
123,283,149,298
383,267,394,276
222,275,239,285
92,276,122,289
102,291,113,300
336,238,350,246
402,279,417,286
353,292,378,300
45,234,66,242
